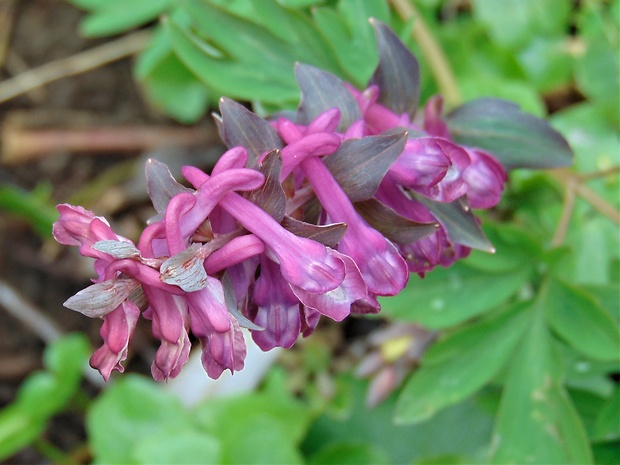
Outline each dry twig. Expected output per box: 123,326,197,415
0,29,150,104
551,168,620,246
389,0,462,107
0,0,16,67
2,119,216,164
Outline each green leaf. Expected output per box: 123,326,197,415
574,2,620,124
464,223,542,273
0,408,46,461
79,0,172,37
278,0,326,7
312,8,361,82
517,37,573,92
472,0,570,49
592,387,620,442
593,442,620,465
380,261,532,328
67,0,112,10
313,0,389,86
0,334,89,461
138,51,211,123
565,353,617,398
546,279,620,362
194,391,311,465
17,333,89,416
309,442,391,465
134,22,213,124
490,293,593,464
132,430,221,465
304,374,493,464
446,98,574,170
0,183,58,238
581,283,620,323
164,17,298,104
395,303,529,424
87,375,189,464
550,102,620,176
241,1,342,76
183,0,295,68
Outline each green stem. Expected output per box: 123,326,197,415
32,438,79,465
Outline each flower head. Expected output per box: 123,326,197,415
51,20,523,383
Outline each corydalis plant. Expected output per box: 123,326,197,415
53,21,572,382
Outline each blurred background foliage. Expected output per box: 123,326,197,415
0,0,618,464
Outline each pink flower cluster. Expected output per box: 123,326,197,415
53,17,506,380
54,78,506,382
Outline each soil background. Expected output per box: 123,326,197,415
0,1,216,463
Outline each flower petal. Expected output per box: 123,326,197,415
290,251,367,321
251,257,301,350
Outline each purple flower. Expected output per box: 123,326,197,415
342,84,506,274
462,148,507,209
376,173,471,275
182,165,347,295
250,256,302,350
300,156,408,296
273,110,409,297
389,137,471,203
89,301,140,382
143,288,191,381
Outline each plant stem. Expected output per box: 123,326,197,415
551,168,620,245
551,173,577,247
579,165,620,181
2,122,214,164
0,0,15,67
33,438,79,465
390,0,462,107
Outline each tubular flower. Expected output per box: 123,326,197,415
51,20,530,382
345,84,506,274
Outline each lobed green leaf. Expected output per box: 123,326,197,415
87,375,190,464
79,0,172,37
490,293,593,464
591,387,620,443
380,261,532,328
395,303,529,424
545,279,620,362
165,17,299,104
